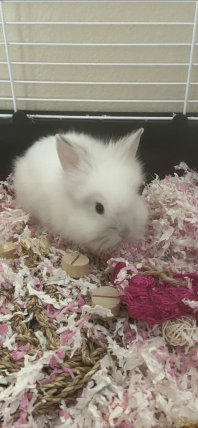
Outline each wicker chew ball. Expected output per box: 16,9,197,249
161,316,197,346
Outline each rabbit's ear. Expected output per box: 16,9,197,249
116,128,144,158
56,134,88,171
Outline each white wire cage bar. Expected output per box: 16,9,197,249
1,0,198,3
0,0,198,120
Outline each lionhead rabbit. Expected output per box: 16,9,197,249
13,129,147,253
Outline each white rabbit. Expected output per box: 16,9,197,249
13,129,147,253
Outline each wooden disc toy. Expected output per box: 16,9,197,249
0,242,16,259
92,286,121,317
62,251,89,278
57,249,67,256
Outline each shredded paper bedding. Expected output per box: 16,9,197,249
1,163,198,428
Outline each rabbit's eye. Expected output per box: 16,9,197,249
95,203,104,215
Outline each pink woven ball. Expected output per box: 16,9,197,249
113,262,198,325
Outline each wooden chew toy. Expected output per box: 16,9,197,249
92,286,121,317
61,251,89,279
0,242,16,259
188,344,198,368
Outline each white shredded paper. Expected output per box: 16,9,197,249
1,167,198,427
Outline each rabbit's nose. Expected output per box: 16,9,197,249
119,227,130,239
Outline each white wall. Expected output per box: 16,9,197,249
0,1,197,113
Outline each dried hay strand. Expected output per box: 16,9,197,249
33,332,107,416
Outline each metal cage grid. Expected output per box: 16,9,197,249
0,0,198,121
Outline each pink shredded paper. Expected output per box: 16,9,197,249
1,164,198,428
